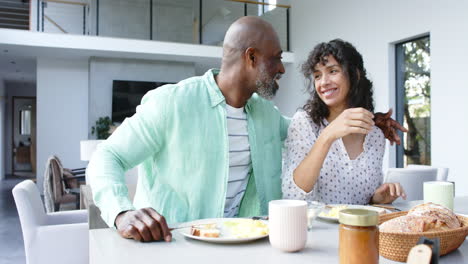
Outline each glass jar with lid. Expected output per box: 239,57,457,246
339,209,379,264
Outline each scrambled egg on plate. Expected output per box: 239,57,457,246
223,219,268,238
319,205,348,218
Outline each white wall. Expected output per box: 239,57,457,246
274,63,308,117
280,0,468,195
88,57,195,137
37,58,89,191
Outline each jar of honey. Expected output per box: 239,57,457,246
339,209,379,264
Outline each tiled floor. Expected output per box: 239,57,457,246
0,176,27,264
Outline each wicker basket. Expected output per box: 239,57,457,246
379,211,468,262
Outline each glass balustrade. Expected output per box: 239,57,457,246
35,0,291,51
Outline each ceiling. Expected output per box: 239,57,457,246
0,49,36,83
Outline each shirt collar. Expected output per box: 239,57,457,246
204,69,225,108
203,68,258,112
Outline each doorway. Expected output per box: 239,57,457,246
12,96,36,178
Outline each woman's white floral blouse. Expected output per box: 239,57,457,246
282,110,385,205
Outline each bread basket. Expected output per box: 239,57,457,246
379,211,468,262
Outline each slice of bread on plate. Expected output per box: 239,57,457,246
190,223,220,238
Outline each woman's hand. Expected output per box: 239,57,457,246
322,108,375,141
371,183,407,204
374,109,408,145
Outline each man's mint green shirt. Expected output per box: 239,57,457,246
88,69,290,227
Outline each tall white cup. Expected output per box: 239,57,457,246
423,181,454,210
269,200,308,252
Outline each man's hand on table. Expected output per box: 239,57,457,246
115,208,172,242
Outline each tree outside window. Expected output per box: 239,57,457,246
396,36,431,167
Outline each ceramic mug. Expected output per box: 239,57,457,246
269,200,308,252
423,181,454,210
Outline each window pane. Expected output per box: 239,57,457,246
20,110,31,135
396,36,431,166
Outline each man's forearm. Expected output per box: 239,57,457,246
87,144,135,228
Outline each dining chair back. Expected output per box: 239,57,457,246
12,180,89,264
406,164,449,181
384,168,438,201
43,156,84,212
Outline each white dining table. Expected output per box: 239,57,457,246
89,197,468,264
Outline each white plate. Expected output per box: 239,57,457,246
318,204,391,223
178,218,269,244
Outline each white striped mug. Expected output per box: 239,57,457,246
269,200,308,252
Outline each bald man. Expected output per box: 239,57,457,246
88,17,404,242
88,17,288,242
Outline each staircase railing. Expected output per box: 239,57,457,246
0,0,30,30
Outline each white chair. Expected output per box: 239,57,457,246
406,164,449,181
12,180,89,264
384,168,438,201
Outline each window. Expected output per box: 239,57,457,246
258,0,277,16
19,109,32,135
395,36,431,167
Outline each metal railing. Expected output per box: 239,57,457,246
38,0,88,34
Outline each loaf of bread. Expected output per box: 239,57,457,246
380,203,462,233
380,215,440,232
407,203,461,229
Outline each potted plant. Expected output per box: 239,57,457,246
91,116,112,140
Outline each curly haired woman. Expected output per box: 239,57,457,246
282,39,406,205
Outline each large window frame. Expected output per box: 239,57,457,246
395,35,431,168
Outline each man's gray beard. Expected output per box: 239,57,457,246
255,66,280,100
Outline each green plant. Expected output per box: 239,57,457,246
92,116,112,139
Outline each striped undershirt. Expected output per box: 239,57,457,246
224,104,251,217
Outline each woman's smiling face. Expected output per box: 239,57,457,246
313,55,350,111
